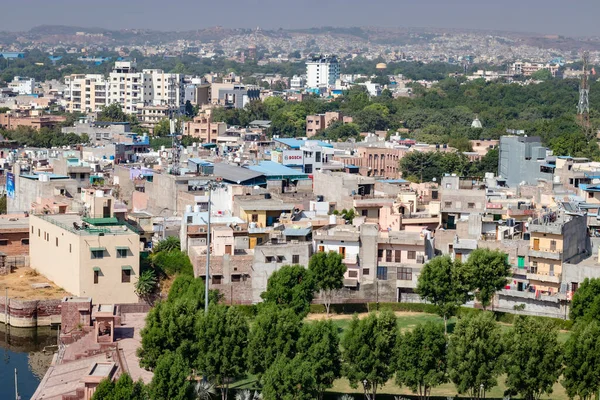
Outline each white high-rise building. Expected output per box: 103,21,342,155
64,74,108,113
306,55,340,88
64,61,186,115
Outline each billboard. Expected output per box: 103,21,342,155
6,172,14,199
282,150,304,166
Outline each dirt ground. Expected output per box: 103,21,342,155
0,267,69,300
305,311,424,321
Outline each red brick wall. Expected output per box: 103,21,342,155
0,229,29,256
0,297,62,327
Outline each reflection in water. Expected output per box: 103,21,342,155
0,323,58,399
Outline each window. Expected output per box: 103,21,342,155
397,267,412,281
31,226,34,234
348,270,358,278
212,275,222,285
549,264,555,276
395,250,401,263
251,214,258,222
407,251,416,260
445,201,452,208
362,268,370,276
468,203,475,209
21,239,29,245
318,245,325,252
187,216,193,224
386,249,392,262
231,274,241,283
377,266,388,280
550,240,557,251
117,249,128,258
56,238,58,247
432,190,438,200
339,247,346,258
91,250,104,259
361,209,368,217
0,239,8,246
265,256,275,263
38,229,40,237
121,269,131,283
94,270,99,284
377,249,384,260
292,255,300,264
69,244,72,253
530,261,538,274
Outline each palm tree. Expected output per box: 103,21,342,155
235,390,262,400
194,381,217,400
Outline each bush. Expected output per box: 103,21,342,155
234,304,258,318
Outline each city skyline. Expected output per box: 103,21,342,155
2,0,600,37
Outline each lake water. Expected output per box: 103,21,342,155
0,324,57,400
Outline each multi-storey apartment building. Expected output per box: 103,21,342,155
64,74,108,113
306,55,340,88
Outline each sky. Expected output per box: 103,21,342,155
2,0,600,37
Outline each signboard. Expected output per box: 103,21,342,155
282,150,304,166
6,172,15,199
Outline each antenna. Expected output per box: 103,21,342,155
577,51,592,138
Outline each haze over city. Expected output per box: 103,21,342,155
2,0,600,36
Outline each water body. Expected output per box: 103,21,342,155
0,324,57,400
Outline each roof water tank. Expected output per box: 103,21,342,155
185,205,192,213
193,205,201,213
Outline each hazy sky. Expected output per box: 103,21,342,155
2,0,600,37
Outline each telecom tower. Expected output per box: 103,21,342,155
577,51,591,137
169,116,182,176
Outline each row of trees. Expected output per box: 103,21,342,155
417,250,512,332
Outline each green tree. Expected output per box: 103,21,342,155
394,322,448,400
0,195,6,214
570,277,600,323
135,270,158,302
149,351,194,400
308,252,347,316
151,249,194,276
153,236,181,253
153,118,171,137
465,248,511,310
297,320,341,399
503,316,563,400
416,256,472,333
195,305,249,400
562,321,600,400
260,264,316,316
261,355,317,400
342,311,398,400
185,100,195,117
448,136,473,152
247,306,303,380
447,312,503,400
530,69,553,81
97,103,128,122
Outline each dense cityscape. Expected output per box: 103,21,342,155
3,10,600,400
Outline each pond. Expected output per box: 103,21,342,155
0,324,57,400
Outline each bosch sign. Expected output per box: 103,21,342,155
282,151,304,165
285,155,302,160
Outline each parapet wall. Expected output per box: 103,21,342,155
0,297,62,328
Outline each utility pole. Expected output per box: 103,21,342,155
577,51,592,138
15,368,19,400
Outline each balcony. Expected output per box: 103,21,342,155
526,272,561,284
529,248,562,261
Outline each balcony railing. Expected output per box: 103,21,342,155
529,248,562,260
526,272,561,284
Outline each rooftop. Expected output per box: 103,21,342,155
246,161,310,180
35,214,137,236
213,163,265,184
273,138,333,149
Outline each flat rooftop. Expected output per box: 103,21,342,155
35,214,136,236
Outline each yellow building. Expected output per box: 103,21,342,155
236,197,295,229
527,212,587,294
29,214,141,304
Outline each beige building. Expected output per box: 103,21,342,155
183,110,227,143
64,74,108,113
29,194,141,304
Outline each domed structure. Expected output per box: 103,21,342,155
376,62,387,70
471,116,483,129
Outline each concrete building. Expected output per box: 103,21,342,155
7,172,80,214
527,211,588,294
498,135,554,187
183,110,227,143
509,61,560,77
212,84,260,109
314,225,361,286
64,74,108,113
62,121,131,145
8,76,36,95
251,241,313,303
306,55,340,88
107,61,185,115
29,207,141,304
0,215,30,257
305,111,352,137
0,111,67,131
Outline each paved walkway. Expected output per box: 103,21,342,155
115,312,153,384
